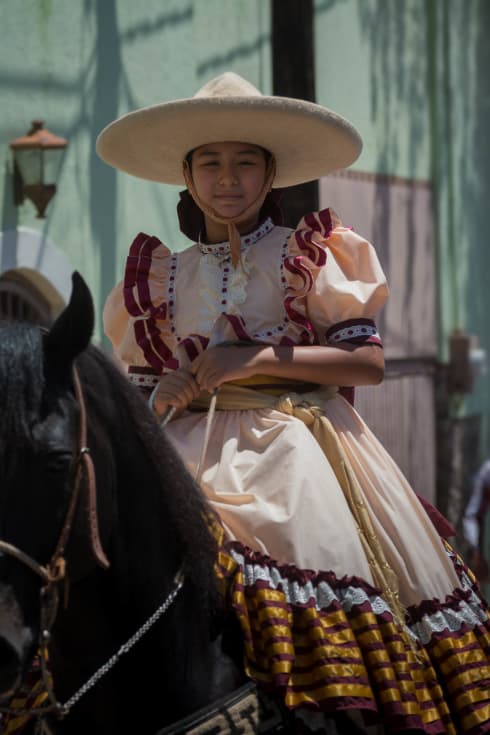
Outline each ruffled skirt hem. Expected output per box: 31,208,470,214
215,538,490,734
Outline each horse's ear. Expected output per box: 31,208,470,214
44,272,94,366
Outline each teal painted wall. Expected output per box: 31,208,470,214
315,0,432,181
431,0,490,435
0,0,271,338
315,0,490,460
314,0,490,596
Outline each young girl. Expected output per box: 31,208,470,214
98,72,490,734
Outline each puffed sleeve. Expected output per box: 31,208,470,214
103,232,177,389
284,209,388,347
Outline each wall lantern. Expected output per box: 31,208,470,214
9,120,68,218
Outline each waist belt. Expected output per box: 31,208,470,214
190,377,336,411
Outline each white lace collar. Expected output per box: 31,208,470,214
197,217,274,257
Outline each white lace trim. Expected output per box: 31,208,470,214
128,372,160,388
194,219,276,334
327,323,380,344
226,258,248,311
196,254,249,334
410,565,488,645
230,548,490,645
230,548,392,616
197,257,228,334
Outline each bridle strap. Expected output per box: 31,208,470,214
0,361,113,722
0,367,109,588
52,368,109,570
0,355,185,724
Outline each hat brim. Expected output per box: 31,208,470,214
96,96,362,188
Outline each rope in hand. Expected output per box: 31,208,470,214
195,388,218,485
149,383,218,485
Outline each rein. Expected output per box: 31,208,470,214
53,368,110,572
0,366,185,726
0,368,109,635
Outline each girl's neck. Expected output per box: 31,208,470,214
202,213,261,243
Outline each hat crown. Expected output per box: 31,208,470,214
193,72,262,99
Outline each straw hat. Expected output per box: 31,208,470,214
96,72,362,188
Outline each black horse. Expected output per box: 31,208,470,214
0,273,245,735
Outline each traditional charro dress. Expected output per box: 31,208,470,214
104,209,490,734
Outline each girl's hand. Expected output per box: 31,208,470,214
191,345,260,392
152,369,201,418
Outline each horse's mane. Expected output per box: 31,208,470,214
0,323,45,468
0,323,218,603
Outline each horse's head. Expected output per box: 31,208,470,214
0,274,226,730
0,273,96,698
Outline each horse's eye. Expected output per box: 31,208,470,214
43,452,73,478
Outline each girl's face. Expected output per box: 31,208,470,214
191,141,268,226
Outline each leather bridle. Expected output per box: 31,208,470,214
0,366,110,718
0,363,185,725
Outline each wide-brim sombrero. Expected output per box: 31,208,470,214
96,72,362,189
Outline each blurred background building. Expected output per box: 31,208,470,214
1,0,489,595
